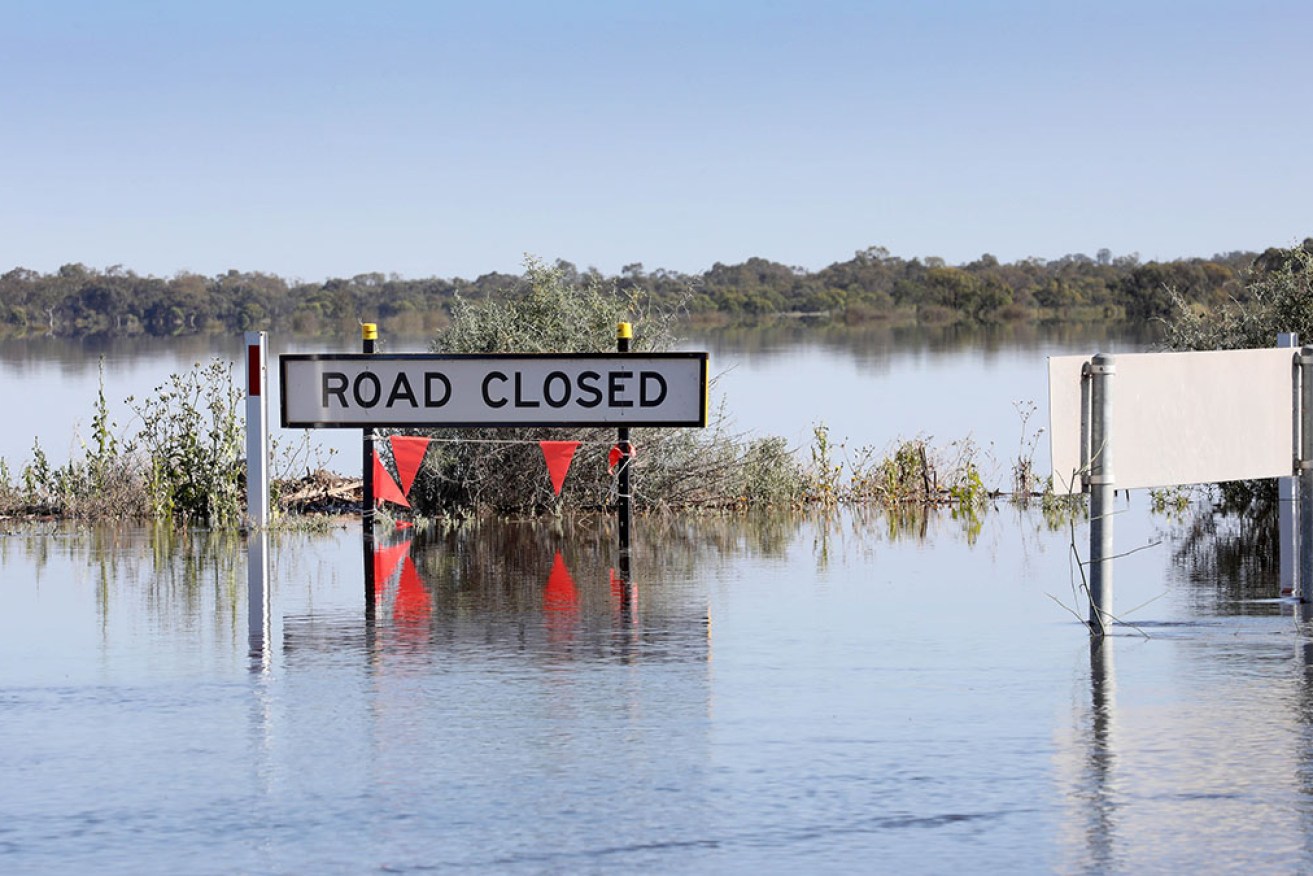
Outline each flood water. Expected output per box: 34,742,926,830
5,324,1313,873
0,321,1148,473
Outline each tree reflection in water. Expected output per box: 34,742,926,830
1169,481,1281,612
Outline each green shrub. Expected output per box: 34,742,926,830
127,359,244,525
405,257,816,514
10,363,147,518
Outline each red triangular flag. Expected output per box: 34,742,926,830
373,449,410,508
539,440,580,496
543,551,578,611
608,442,637,475
389,435,430,496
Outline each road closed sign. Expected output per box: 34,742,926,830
280,353,709,428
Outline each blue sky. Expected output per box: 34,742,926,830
4,0,1310,281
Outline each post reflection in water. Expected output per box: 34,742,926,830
245,528,271,672
1079,636,1118,874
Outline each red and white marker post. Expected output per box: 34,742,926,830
244,331,269,528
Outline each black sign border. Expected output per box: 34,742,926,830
280,352,709,429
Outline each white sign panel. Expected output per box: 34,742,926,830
281,353,708,428
1048,347,1295,495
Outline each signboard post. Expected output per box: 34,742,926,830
616,323,634,581
361,323,377,616
1049,342,1305,633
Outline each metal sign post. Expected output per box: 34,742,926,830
1300,346,1313,603
1086,354,1115,636
1051,342,1309,634
616,322,633,580
362,323,377,613
1282,332,1300,597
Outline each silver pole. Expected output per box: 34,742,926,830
1280,333,1299,596
1080,361,1091,493
1088,353,1115,635
1300,347,1313,602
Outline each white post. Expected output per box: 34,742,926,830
1088,353,1115,635
244,331,272,666
1280,333,1299,597
244,331,269,528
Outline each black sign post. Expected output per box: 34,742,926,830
361,323,377,615
616,322,633,580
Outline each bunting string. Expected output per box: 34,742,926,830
363,435,626,446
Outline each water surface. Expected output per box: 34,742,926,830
0,323,1152,475
2,507,1310,873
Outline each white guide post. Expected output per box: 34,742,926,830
244,331,269,528
244,332,271,665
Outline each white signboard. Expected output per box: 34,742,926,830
281,353,709,428
1048,347,1295,495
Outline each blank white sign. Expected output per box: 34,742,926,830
1048,347,1296,495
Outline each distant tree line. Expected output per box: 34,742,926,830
0,243,1301,338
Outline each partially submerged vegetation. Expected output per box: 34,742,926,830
12,238,1311,533
0,361,248,524
400,259,1043,519
1155,240,1313,585
0,258,1062,528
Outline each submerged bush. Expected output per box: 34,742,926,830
403,257,809,515
15,369,148,519
814,428,991,509
393,257,1032,516
0,359,247,525
1160,242,1312,524
127,360,245,526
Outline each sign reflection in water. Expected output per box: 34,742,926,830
279,521,709,669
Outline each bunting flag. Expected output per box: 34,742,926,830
543,551,578,611
539,440,581,496
608,442,638,475
389,435,431,496
372,449,410,508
